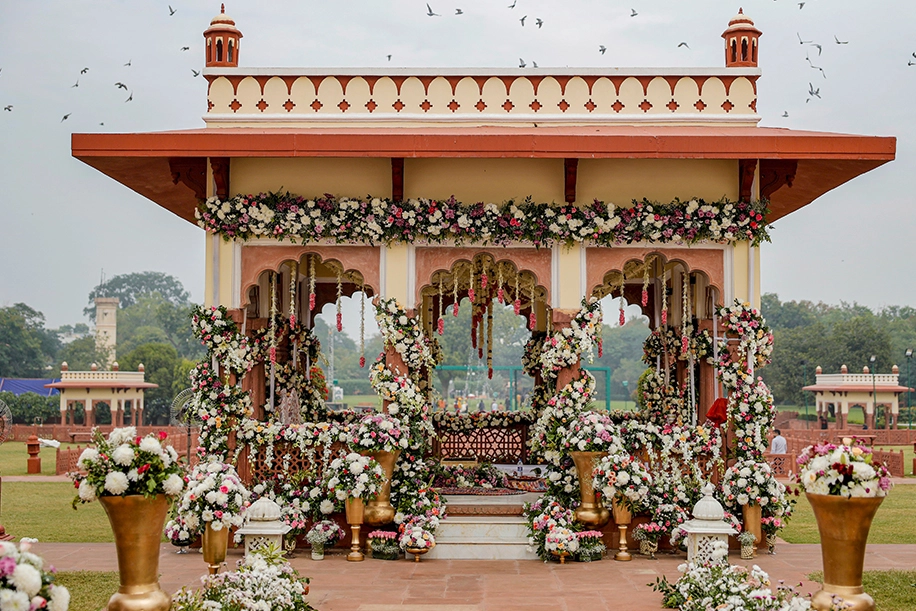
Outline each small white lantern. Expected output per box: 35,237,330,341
236,497,291,557
680,482,736,565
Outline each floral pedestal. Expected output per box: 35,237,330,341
741,503,762,557
808,493,884,611
363,450,400,526
100,494,171,611
611,500,632,562
345,497,365,562
202,522,230,575
570,451,610,528
406,547,429,562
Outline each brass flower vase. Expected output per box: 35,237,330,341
611,499,632,562
741,503,762,556
99,494,171,611
202,522,230,575
406,547,429,562
363,450,399,526
570,451,610,528
345,497,365,562
808,493,884,611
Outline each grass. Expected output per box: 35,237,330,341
780,486,916,545
56,571,120,611
0,441,82,477
1,482,113,542
807,570,916,611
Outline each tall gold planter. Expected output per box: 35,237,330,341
808,493,884,611
742,503,762,556
611,500,632,561
202,522,230,575
345,497,365,562
570,451,610,528
99,494,171,611
363,450,399,526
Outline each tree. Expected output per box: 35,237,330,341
0,391,59,424
84,271,191,320
0,304,59,377
119,343,180,425
56,336,111,372
116,293,203,360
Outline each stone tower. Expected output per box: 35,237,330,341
722,8,762,68
204,4,242,68
94,297,119,367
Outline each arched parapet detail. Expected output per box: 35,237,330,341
414,246,551,309
240,243,380,310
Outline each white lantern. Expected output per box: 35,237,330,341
680,482,736,565
236,497,291,557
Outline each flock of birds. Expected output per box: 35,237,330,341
1,4,198,123
4,3,916,122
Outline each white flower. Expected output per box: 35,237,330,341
320,500,335,514
76,448,99,469
163,474,184,496
47,586,70,611
108,427,137,446
104,472,130,495
0,590,30,611
111,444,134,467
139,437,162,455
78,479,97,502
9,563,42,597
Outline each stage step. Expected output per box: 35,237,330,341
428,515,538,560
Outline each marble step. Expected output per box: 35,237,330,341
427,515,538,560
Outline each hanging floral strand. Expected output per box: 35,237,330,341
497,265,504,304
437,276,445,335
481,260,488,291
661,271,668,326
359,281,366,368
289,261,298,329
335,268,343,332
468,264,476,304
642,258,651,307
268,272,278,365
528,282,536,331
619,282,626,327
477,303,484,359
453,273,459,317
487,298,494,379
681,272,690,355
308,255,316,312
513,273,521,316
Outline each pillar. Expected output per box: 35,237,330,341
85,399,94,427
551,309,581,392
137,396,144,427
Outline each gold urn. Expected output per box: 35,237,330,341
99,494,171,611
202,521,230,575
363,450,400,526
808,493,884,611
570,451,611,528
345,496,365,562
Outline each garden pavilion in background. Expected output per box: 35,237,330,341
70,7,895,439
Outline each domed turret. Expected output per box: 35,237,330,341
204,4,242,68
722,8,762,68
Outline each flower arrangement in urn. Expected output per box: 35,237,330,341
0,539,70,611
322,452,386,505
796,441,892,498
562,412,620,453
350,413,409,452
592,450,653,512
71,427,184,506
575,531,606,562
545,527,579,563
176,458,251,534
306,520,343,559
367,531,400,560
721,459,786,508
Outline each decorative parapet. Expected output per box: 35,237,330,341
60,370,147,384
204,68,759,126
814,373,900,387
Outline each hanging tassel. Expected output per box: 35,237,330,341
497,265,504,304
437,276,445,335
481,262,488,290
268,272,277,365
619,284,626,327
681,272,690,356
472,307,478,350
308,255,316,312
453,273,459,316
528,282,536,330
335,269,343,332
359,281,366,368
598,339,603,358
468,265,476,304
487,298,494,378
642,258,651,307
514,274,521,316
661,272,668,326
289,261,298,329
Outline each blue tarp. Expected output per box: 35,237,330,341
0,378,59,397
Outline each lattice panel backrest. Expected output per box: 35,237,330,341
246,441,343,483
437,426,525,463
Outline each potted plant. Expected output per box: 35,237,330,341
398,522,436,562
0,539,71,611
796,440,892,610
574,530,605,562
720,458,787,553
306,520,344,560
737,530,756,560
71,427,185,611
564,412,622,528
164,511,194,554
367,530,400,560
632,522,665,559
349,413,408,525
760,516,784,555
593,448,653,560
176,458,251,574
544,526,579,564
323,452,386,561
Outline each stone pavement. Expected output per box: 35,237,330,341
33,542,916,611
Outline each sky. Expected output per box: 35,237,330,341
1,0,914,331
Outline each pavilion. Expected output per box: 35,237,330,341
803,364,912,430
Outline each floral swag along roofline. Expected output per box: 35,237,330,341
196,193,771,247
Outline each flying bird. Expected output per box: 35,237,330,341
520,15,526,26
61,113,71,122
909,60,916,66
678,42,689,49
180,46,190,51
455,8,463,15
191,69,200,77
798,2,805,8
532,61,538,68
536,18,543,28
426,3,440,16
508,0,516,7
797,33,811,45
808,83,821,99
519,58,526,68
387,54,392,61
80,67,89,74
782,111,789,117
630,9,638,17
125,92,133,102
71,79,79,88
124,59,132,66
99,122,104,126
834,36,848,45
115,82,128,89
809,43,822,56
3,105,11,112
168,5,176,15
598,45,607,55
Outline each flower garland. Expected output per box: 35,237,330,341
592,450,653,513
197,193,771,247
721,459,787,509
431,410,537,434
176,458,251,534
538,297,602,379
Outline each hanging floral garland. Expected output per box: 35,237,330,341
538,297,603,379
197,193,771,247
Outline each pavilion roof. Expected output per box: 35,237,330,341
45,380,158,390
71,125,895,225
802,384,913,394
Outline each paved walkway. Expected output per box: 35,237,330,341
33,542,916,611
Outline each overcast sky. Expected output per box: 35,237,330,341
1,0,913,330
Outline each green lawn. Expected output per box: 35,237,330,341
56,571,120,611
781,486,916,544
0,441,82,477
807,571,916,611
2,482,114,542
